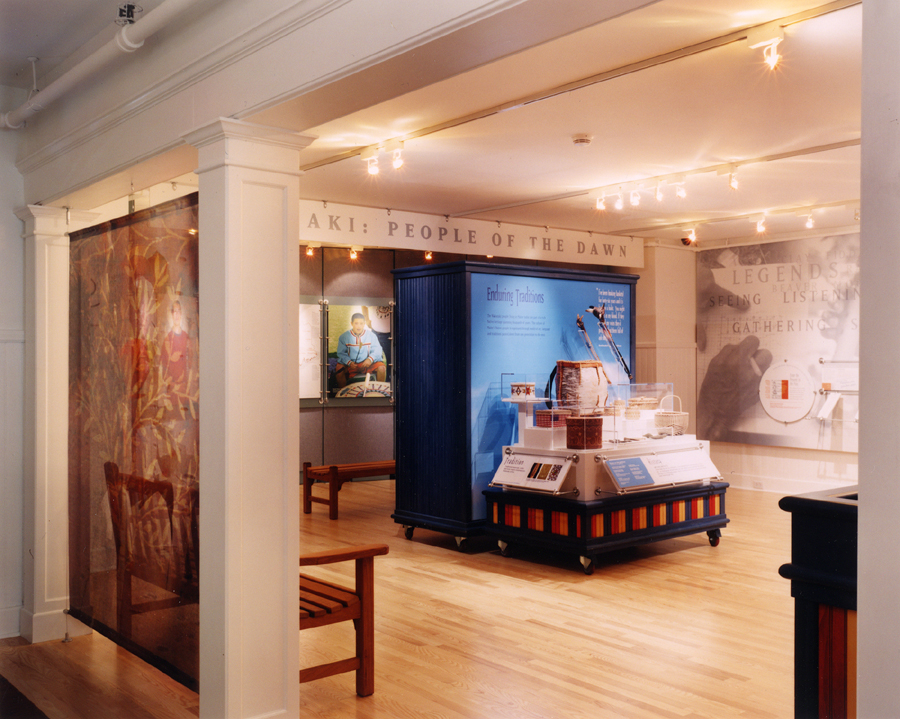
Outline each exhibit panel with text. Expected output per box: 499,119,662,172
696,233,859,451
468,271,635,507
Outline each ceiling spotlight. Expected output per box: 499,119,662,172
596,195,606,211
383,139,405,169
763,41,782,69
614,193,624,210
748,23,784,70
425,251,433,260
361,147,380,175
854,209,860,222
655,183,664,202
805,215,814,229
630,190,640,207
688,228,697,243
675,184,686,199
306,246,314,256
756,217,766,233
349,246,362,260
730,172,739,190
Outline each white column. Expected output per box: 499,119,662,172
859,2,900,714
183,119,310,719
18,206,95,643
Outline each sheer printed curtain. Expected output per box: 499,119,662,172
68,193,200,689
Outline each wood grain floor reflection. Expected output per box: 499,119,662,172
1,481,793,718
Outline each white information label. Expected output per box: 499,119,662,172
604,446,720,492
821,363,859,392
491,453,573,493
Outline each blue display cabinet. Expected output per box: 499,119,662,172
392,261,637,547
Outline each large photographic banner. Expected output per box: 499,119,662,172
696,233,859,451
468,272,634,506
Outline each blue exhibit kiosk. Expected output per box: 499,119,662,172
391,261,637,544
392,260,727,569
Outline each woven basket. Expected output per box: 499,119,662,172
566,414,603,449
534,409,571,428
654,395,689,435
627,396,659,410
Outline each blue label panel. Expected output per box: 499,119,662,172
606,457,655,489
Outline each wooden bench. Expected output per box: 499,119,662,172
299,543,390,696
302,460,395,520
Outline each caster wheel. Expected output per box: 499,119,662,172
404,526,414,540
707,530,721,547
498,540,510,557
579,556,594,575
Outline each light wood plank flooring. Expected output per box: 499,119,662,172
1,481,793,718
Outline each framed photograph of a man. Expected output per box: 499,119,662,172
326,303,393,398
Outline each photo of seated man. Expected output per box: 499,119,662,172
334,312,387,390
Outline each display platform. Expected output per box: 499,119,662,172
491,434,721,498
483,481,729,574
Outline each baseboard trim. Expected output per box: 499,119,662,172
19,607,91,644
0,604,21,639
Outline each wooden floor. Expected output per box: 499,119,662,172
0,481,793,718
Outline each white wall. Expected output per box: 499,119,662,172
0,83,26,638
630,244,698,425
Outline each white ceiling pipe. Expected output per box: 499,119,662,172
1,0,202,130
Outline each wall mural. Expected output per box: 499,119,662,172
696,233,859,452
68,193,199,688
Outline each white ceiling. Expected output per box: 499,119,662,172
0,1,165,89
1,0,862,247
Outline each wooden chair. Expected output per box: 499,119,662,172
299,543,389,696
104,462,196,634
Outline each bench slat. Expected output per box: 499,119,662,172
299,589,342,614
299,575,359,607
305,461,395,479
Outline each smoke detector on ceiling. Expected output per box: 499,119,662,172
572,134,593,147
116,3,143,25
